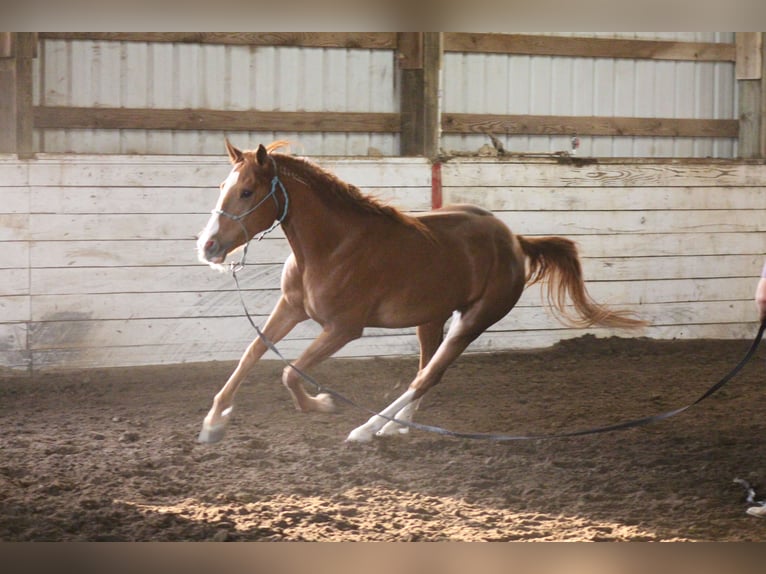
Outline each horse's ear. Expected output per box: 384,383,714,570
224,138,243,164
256,144,268,166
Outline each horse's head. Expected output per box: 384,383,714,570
197,139,285,270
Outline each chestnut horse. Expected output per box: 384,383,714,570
196,140,645,443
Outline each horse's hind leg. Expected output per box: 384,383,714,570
198,295,307,443
376,319,446,437
347,308,497,442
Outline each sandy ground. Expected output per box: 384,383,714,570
2,335,766,541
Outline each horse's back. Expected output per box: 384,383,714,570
414,203,511,241
429,203,494,217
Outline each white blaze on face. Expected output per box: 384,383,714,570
197,168,240,266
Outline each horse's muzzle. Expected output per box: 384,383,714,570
197,235,226,265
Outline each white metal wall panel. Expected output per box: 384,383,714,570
442,32,737,158
34,34,737,158
34,40,400,156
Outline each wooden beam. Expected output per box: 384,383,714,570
38,32,397,50
0,33,36,156
762,36,766,158
14,33,36,158
422,33,442,159
442,113,739,139
737,33,765,158
736,32,762,80
33,106,401,134
445,33,736,62
0,32,12,58
0,58,14,152
399,33,424,156
397,32,422,69
399,33,442,157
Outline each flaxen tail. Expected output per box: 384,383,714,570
517,235,646,329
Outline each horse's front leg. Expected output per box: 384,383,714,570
281,324,363,413
198,295,307,443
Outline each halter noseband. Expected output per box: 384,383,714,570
214,155,289,270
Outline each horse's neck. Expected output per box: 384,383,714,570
280,178,376,267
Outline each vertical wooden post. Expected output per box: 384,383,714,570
398,32,442,158
736,32,764,159
0,33,36,157
761,35,766,160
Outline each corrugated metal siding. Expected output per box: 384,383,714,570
441,32,737,158
33,34,738,158
34,40,399,156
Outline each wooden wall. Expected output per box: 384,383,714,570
440,158,766,349
2,154,765,372
0,154,432,372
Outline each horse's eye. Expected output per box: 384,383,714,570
240,189,253,199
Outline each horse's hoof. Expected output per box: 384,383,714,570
198,423,226,444
747,505,766,517
345,426,375,443
314,392,336,413
376,421,410,437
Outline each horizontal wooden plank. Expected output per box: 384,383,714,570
29,277,760,322
30,239,289,268
39,32,398,50
27,207,766,243
0,162,28,186
462,323,760,356
495,210,766,236
30,264,283,295
0,351,30,371
1,269,29,296
40,229,764,273
0,242,28,268
29,214,203,241
26,321,762,371
14,234,622,270
28,334,422,370
582,254,763,282
27,316,416,350
29,186,431,215
0,214,28,241
579,277,758,306
0,296,30,322
573,232,766,258
444,33,736,62
29,249,758,300
34,231,763,271
442,113,739,138
35,107,402,134
26,298,755,352
28,156,432,188
0,323,26,352
31,187,218,215
0,189,28,214
31,290,282,322
443,186,766,212
441,161,766,187
28,276,758,323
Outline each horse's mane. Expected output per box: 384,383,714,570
252,142,430,236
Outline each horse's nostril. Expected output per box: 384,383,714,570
204,239,217,252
